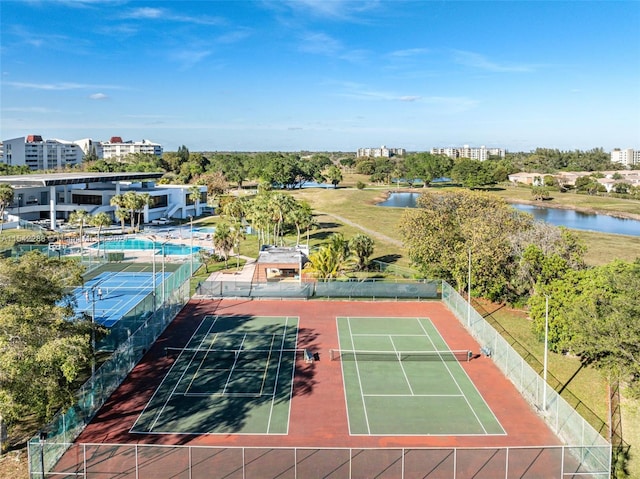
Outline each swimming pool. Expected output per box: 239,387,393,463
93,238,200,255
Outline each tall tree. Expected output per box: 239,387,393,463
399,190,533,300
287,200,314,246
90,212,112,257
326,165,343,189
68,209,91,258
212,222,234,268
349,234,375,271
110,194,129,233
0,252,91,428
0,184,14,232
561,261,640,396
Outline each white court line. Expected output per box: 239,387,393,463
351,333,430,337
266,317,291,434
364,393,464,398
347,317,372,435
147,317,221,431
389,336,415,396
284,317,299,435
417,318,489,434
221,333,248,394
257,334,278,397
130,315,219,433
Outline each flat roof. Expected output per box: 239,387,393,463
258,247,306,265
0,172,164,187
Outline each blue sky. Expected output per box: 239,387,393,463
1,0,639,152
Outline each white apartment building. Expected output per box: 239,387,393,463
2,135,84,170
431,145,505,161
98,136,163,160
1,135,164,170
610,148,640,167
356,145,406,158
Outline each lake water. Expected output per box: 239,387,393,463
376,192,640,237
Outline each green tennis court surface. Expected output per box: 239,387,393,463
336,317,505,436
131,315,299,435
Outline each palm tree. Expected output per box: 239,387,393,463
287,200,314,246
349,233,375,271
221,196,246,223
0,184,15,232
188,185,201,217
269,192,296,245
110,194,129,233
69,209,91,260
328,233,350,263
245,193,272,249
302,245,343,280
231,221,246,270
90,212,112,258
123,191,139,232
213,222,234,268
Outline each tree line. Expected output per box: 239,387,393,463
400,189,640,402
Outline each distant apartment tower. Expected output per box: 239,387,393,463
610,148,640,167
98,137,163,159
431,145,505,161
357,145,406,158
1,135,84,170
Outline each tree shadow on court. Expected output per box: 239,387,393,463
127,312,319,436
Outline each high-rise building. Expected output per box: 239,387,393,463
431,145,505,161
98,137,163,159
356,145,406,158
610,148,640,167
1,135,84,170
1,135,164,170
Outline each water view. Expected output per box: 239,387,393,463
377,192,640,237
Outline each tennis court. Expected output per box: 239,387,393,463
74,271,170,327
335,316,506,436
130,314,300,435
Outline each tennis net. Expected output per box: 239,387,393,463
329,349,472,362
165,347,305,362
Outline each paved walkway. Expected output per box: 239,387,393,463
315,211,404,248
205,256,256,282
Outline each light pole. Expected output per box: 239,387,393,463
151,236,157,313
543,294,550,411
89,285,97,407
467,248,472,328
161,241,166,307
189,215,194,277
16,194,22,229
39,431,47,479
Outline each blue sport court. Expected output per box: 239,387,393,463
73,271,170,328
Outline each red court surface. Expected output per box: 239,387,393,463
75,299,560,449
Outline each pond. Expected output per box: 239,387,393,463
376,192,640,237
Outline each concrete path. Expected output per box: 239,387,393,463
315,211,404,248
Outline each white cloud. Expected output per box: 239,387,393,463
452,50,540,73
389,48,430,58
89,92,108,100
5,81,123,91
167,48,213,70
122,7,225,26
279,0,381,21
